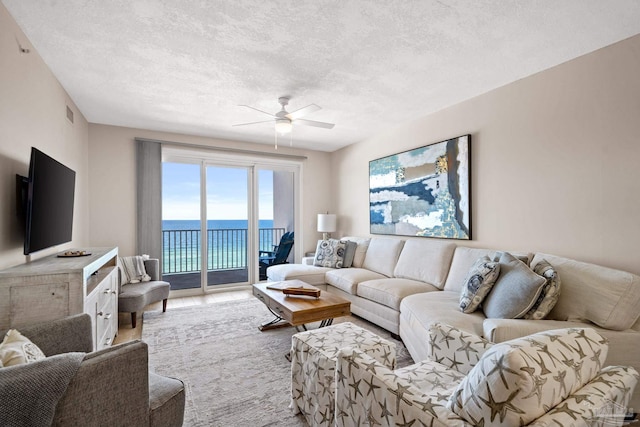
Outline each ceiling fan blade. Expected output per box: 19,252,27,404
286,104,321,120
232,119,275,127
294,119,335,129
239,105,277,118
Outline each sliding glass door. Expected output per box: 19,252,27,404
205,165,249,287
162,161,202,291
257,168,295,279
162,148,300,294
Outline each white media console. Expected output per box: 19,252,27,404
0,247,119,351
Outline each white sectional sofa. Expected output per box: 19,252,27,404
267,236,640,411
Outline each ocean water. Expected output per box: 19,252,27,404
162,219,277,273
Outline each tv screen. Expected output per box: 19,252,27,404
23,148,76,255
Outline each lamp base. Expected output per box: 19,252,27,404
322,232,330,240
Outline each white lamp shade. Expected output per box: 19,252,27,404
317,214,337,233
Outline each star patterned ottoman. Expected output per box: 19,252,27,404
290,322,396,427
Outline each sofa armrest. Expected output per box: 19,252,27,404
528,366,639,426
18,313,94,355
427,322,493,375
335,347,455,427
53,340,150,426
144,259,160,281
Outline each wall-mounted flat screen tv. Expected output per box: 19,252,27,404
23,147,76,255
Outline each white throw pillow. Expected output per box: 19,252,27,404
0,329,46,367
340,236,371,268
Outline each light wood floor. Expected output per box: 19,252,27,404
114,289,253,344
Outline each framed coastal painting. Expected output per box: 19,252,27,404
369,134,471,240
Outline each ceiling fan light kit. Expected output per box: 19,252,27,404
275,118,292,134
234,96,335,149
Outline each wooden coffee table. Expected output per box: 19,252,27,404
252,280,351,331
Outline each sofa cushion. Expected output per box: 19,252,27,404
459,256,501,313
266,264,332,286
148,371,185,427
443,247,496,293
313,239,348,268
326,268,386,295
361,238,405,277
399,292,487,361
356,278,439,310
118,281,171,313
482,252,546,319
533,253,640,331
393,239,456,289
523,259,561,320
341,236,371,268
448,327,608,427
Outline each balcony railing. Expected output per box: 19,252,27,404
162,227,286,274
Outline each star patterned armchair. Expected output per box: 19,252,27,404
334,323,638,427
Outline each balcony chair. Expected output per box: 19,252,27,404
259,232,294,280
118,258,171,329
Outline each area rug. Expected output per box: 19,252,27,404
142,297,414,427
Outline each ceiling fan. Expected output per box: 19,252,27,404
233,97,335,148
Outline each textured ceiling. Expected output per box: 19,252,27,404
4,1,640,152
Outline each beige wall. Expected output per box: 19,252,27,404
333,33,640,275
0,4,89,270
88,124,333,259
3,0,639,277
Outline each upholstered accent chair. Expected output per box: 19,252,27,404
335,323,638,427
119,258,171,328
0,313,185,426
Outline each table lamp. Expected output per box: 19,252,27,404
317,213,337,240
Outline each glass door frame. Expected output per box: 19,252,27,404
162,146,303,296
202,162,252,289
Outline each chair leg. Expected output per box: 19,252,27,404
162,299,168,312
131,312,137,329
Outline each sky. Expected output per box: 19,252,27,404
162,162,273,220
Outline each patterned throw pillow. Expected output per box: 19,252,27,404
448,328,608,427
0,329,46,367
313,239,348,268
523,259,561,320
482,252,546,319
459,256,501,313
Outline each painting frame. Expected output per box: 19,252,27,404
369,134,471,240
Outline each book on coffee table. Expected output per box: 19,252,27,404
266,280,317,291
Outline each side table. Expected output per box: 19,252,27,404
290,322,396,427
